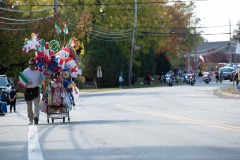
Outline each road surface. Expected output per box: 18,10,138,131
0,80,239,160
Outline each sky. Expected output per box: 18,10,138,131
193,0,240,42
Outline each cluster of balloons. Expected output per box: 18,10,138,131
22,33,82,78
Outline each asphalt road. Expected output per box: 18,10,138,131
0,79,240,160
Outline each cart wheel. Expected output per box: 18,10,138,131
47,119,49,123
63,117,65,123
68,117,70,122
51,118,54,123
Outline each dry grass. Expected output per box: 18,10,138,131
80,88,122,92
16,92,24,98
220,86,240,95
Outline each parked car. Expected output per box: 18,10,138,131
218,67,235,81
0,75,14,104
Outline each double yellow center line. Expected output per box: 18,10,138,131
114,104,240,132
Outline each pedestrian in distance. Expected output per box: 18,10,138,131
131,73,136,85
215,71,219,83
235,71,239,85
23,58,42,125
219,69,223,83
9,86,17,113
0,90,5,116
158,73,164,83
146,73,151,85
119,74,124,88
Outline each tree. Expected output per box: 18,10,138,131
1,0,58,76
83,39,129,87
233,21,240,42
1,0,203,87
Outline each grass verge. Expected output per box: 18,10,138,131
220,86,240,95
16,81,240,98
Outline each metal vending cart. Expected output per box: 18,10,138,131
43,73,73,123
21,33,81,124
47,104,70,123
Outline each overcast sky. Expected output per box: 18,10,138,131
194,0,240,42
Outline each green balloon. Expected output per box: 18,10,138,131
49,40,61,53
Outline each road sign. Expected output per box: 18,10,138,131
97,66,102,78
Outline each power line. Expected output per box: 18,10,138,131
138,24,238,30
88,31,132,39
0,14,54,22
137,30,230,36
58,14,78,25
91,29,133,37
91,27,132,34
202,32,231,36
0,14,55,30
0,6,54,12
58,11,133,35
92,24,134,33
3,0,208,7
86,26,133,40
87,33,131,42
0,26,38,30
0,21,39,24
58,6,77,21
199,24,238,28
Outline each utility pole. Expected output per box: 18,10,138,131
228,20,235,87
229,19,232,65
194,29,197,70
128,0,138,87
54,0,58,16
187,13,192,71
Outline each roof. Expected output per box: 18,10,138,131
196,41,236,56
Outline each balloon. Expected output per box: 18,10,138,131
63,80,69,88
49,40,61,53
69,37,80,51
22,33,41,53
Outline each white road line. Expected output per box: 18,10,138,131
28,125,44,160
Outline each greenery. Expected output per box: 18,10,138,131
233,21,240,42
1,0,205,88
16,86,240,99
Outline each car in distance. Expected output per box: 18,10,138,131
218,67,235,81
0,75,14,104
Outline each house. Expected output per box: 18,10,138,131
185,41,240,71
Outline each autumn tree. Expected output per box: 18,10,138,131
1,0,203,87
0,1,30,75
0,0,59,76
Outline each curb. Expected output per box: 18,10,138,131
217,89,240,98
